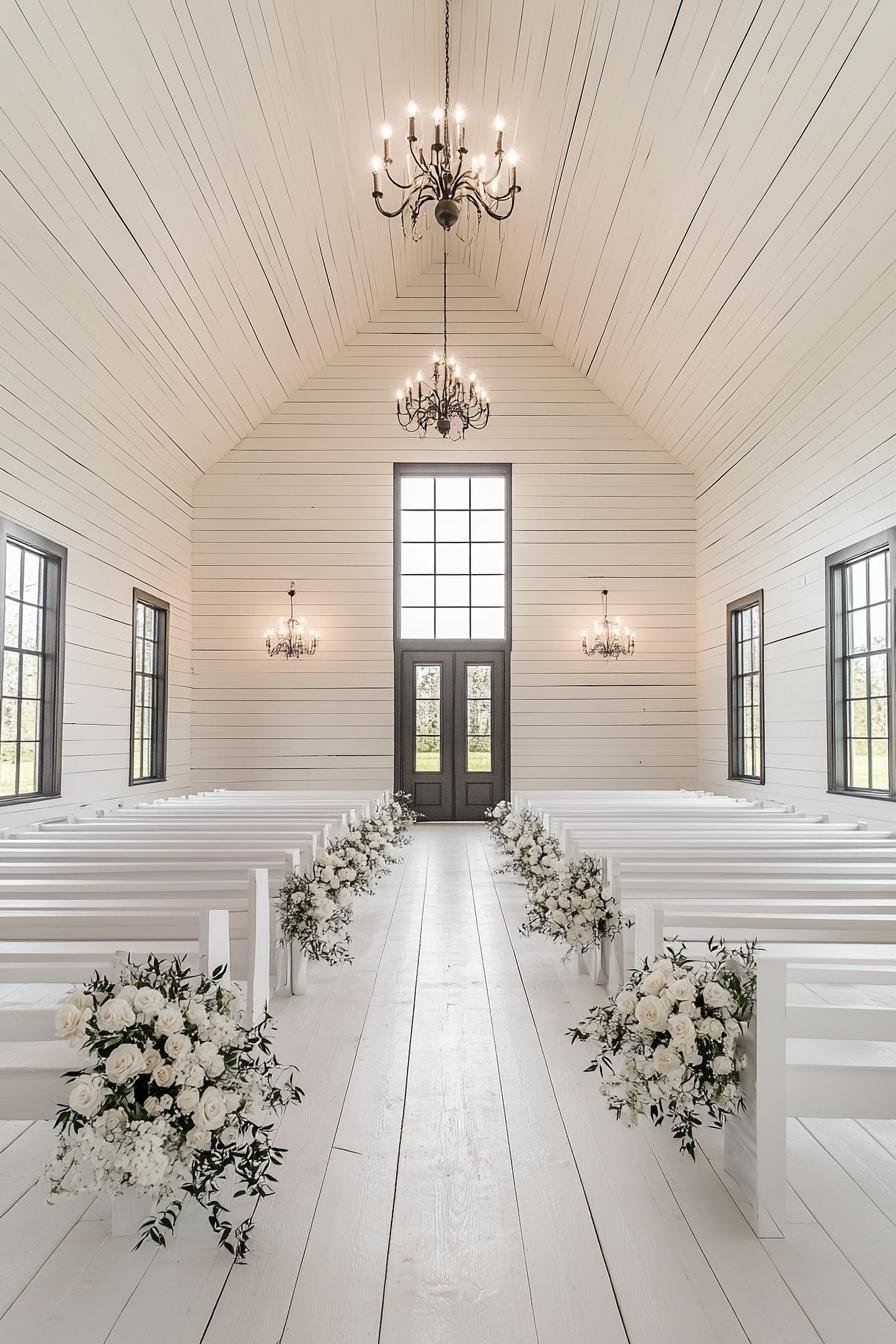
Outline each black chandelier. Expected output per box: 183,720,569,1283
395,240,489,439
370,0,520,237
264,583,319,659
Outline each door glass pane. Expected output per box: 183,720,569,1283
415,664,441,772
466,664,492,772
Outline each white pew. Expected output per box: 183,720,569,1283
0,906,232,1121
0,869,270,1025
724,945,896,1237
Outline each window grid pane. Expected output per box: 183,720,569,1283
729,600,762,782
399,474,506,641
839,550,891,794
0,541,48,799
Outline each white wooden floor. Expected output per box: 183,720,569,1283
1,824,896,1343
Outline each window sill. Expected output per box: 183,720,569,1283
0,789,62,807
827,785,896,802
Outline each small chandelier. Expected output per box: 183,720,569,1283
265,583,318,658
582,589,635,659
370,0,520,238
395,239,489,439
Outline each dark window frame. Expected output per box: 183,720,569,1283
130,588,169,786
726,589,765,785
0,519,66,804
826,529,896,801
393,462,512,801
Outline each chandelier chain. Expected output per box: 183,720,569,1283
444,0,450,119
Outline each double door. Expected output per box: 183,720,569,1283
398,649,507,820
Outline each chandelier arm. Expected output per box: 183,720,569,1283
372,193,415,219
383,165,418,192
465,188,519,222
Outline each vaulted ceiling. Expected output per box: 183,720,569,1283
1,0,893,494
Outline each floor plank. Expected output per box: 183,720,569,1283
378,831,538,1344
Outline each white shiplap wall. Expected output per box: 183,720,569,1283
0,437,192,822
695,306,896,823
192,260,696,793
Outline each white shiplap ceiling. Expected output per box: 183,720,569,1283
1,0,893,491
455,0,896,486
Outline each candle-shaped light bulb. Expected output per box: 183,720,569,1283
395,388,402,401
381,122,392,158
406,101,418,116
432,351,439,365
470,371,477,383
370,155,383,192
454,104,466,149
416,370,423,382
406,102,417,139
494,114,505,131
494,113,505,155
432,106,443,123
507,148,519,188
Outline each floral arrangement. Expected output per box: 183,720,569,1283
277,792,418,965
45,956,303,1260
570,939,756,1157
485,800,623,956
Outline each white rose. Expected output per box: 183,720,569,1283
184,1063,205,1088
144,1095,160,1116
667,1013,697,1048
96,997,136,1032
142,1046,162,1072
117,984,139,1004
699,1017,724,1040
133,987,165,1016
66,990,94,1011
634,995,669,1032
653,1044,682,1075
204,1054,225,1079
104,1043,145,1085
177,1087,200,1113
164,1032,191,1060
667,977,697,1001
712,1055,734,1076
702,982,731,1010
613,989,637,1018
55,1002,88,1040
155,1005,185,1036
152,1063,176,1089
193,1087,227,1131
641,970,667,997
68,1073,106,1117
185,1125,211,1150
185,999,208,1027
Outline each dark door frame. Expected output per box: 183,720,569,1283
393,462,512,814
